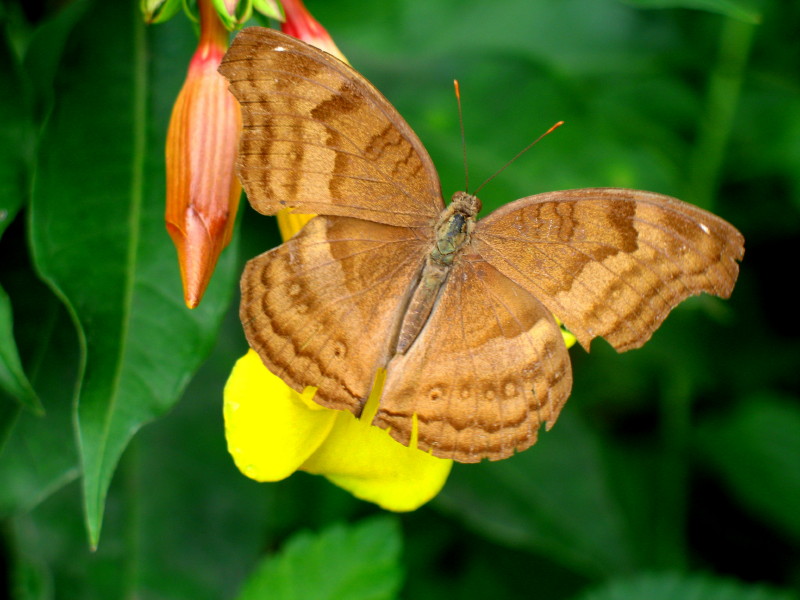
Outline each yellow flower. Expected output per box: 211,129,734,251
224,350,452,511
165,0,241,309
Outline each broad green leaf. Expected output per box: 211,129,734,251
236,517,403,600
29,0,238,547
620,0,762,23
695,394,800,542
574,571,798,600
436,411,636,576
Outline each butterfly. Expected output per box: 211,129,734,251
219,28,744,463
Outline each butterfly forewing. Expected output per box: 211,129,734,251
376,257,572,462
219,28,444,228
473,188,745,351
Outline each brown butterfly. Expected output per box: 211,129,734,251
219,28,744,463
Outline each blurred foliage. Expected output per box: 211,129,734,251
0,0,798,598
575,571,797,600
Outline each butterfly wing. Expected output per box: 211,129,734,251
472,188,745,351
375,256,572,462
241,215,429,413
219,28,444,228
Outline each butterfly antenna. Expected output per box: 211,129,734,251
474,120,565,195
454,80,470,193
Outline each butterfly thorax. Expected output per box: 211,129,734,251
430,191,482,266
394,192,482,355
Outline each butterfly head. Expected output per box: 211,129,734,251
450,191,482,218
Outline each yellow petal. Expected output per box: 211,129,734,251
275,208,316,241
223,350,336,481
301,380,453,512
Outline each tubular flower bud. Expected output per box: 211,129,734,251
165,0,241,308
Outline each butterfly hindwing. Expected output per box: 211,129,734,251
376,256,572,462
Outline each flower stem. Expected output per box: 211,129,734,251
122,437,141,597
198,0,229,53
654,13,756,569
685,17,756,211
655,369,692,569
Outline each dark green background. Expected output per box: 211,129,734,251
1,0,798,598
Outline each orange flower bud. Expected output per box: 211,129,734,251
165,0,241,308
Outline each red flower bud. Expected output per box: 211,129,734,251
280,0,348,63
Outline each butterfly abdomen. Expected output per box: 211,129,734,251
394,258,449,355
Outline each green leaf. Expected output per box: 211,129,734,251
252,0,284,21
574,571,798,600
0,298,80,517
0,11,40,414
22,0,90,117
236,516,403,600
142,0,183,24
211,0,239,28
437,411,636,576
695,394,800,543
1,195,82,512
620,0,762,24
0,287,41,413
0,18,32,226
28,0,238,547
0,400,20,455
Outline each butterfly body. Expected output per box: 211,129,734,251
396,192,482,354
220,28,744,463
